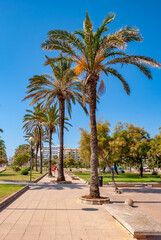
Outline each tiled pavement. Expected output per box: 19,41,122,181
0,174,134,240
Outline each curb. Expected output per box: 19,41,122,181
0,172,48,184
33,172,48,183
0,167,6,174
67,171,89,185
0,185,29,209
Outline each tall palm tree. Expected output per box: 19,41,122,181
41,12,161,198
41,105,71,176
22,104,44,173
41,105,59,176
24,127,46,171
24,60,87,181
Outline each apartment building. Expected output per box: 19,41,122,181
42,145,80,161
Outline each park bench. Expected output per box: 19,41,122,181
104,204,161,239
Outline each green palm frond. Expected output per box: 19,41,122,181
104,67,130,95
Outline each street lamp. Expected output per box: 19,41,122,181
29,137,34,182
41,149,44,174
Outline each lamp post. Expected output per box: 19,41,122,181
41,149,44,174
29,137,34,182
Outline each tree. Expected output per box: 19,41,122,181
79,120,119,192
112,122,150,177
24,59,87,182
13,153,30,166
41,105,59,176
24,127,47,171
42,12,161,198
22,104,44,173
148,129,161,171
13,144,30,166
0,139,7,165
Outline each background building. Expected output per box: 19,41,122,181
42,145,80,161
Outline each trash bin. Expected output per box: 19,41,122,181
98,176,103,187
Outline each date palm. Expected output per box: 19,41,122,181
22,104,44,173
41,105,72,176
24,59,87,181
24,127,46,171
41,12,161,198
41,105,59,176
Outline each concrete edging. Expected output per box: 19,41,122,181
67,172,89,185
0,185,29,209
33,172,48,183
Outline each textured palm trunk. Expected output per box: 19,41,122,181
57,98,65,182
87,76,100,198
48,130,52,176
35,145,38,171
39,126,43,174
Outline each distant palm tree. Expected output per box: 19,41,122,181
41,105,71,176
41,12,161,198
23,104,44,173
24,59,87,181
41,105,59,176
24,127,46,171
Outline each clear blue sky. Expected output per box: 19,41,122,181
1,0,161,157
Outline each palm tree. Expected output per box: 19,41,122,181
24,127,46,171
41,105,59,176
24,60,87,181
41,105,71,176
22,104,44,173
41,12,161,198
0,128,3,133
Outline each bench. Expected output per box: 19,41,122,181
104,204,161,239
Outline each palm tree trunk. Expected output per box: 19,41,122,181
48,130,52,176
39,126,43,174
57,98,65,182
87,76,100,198
35,145,38,171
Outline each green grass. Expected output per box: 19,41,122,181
72,171,161,183
0,167,47,182
0,184,24,201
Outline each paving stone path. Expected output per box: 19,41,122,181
0,174,134,240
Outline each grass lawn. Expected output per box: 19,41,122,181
72,171,161,183
0,167,47,182
0,184,24,201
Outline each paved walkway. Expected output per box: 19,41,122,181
101,184,161,224
0,174,134,240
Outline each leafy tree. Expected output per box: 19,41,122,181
24,59,87,182
13,153,30,166
112,122,150,177
13,144,30,167
23,104,44,173
0,139,7,165
42,12,161,198
148,129,161,171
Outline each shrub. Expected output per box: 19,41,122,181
25,167,30,172
21,168,29,175
12,166,21,172
152,171,158,175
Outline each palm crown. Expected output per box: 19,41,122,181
42,12,161,95
24,59,87,116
